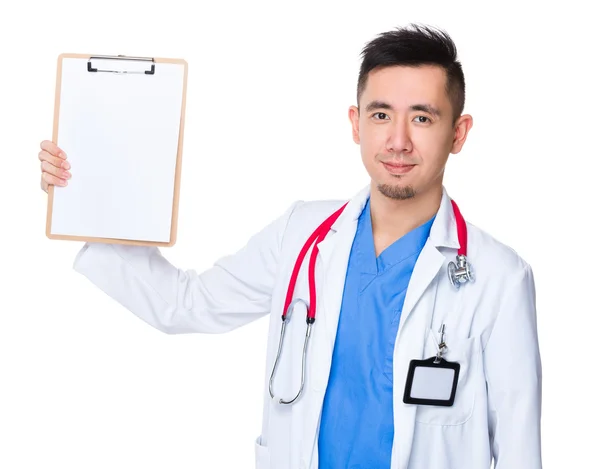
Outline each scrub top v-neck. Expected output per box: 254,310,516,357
318,196,435,469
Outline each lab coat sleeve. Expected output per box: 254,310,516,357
72,201,303,334
483,263,543,468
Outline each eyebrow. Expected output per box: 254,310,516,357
364,100,442,117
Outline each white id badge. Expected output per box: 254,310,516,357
403,356,460,407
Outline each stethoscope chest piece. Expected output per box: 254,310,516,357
448,254,475,289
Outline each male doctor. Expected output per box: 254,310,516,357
39,24,542,469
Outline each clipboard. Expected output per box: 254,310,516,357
46,53,188,247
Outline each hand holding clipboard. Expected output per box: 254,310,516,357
43,54,188,247
40,140,70,192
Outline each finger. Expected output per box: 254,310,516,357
38,150,70,170
41,160,71,180
42,171,68,187
40,140,66,159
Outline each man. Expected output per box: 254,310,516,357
39,23,542,469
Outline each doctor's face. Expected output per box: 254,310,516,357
349,65,472,200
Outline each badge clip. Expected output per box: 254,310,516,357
434,323,448,364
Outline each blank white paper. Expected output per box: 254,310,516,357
410,366,455,400
50,57,185,242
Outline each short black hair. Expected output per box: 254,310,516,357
357,23,465,124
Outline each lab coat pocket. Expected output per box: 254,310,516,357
413,328,479,426
255,435,271,469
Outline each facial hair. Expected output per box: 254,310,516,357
377,183,416,200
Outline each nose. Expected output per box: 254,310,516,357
386,119,413,154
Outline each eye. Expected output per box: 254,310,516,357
371,112,390,120
413,115,431,124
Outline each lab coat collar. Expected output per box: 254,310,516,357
329,183,461,251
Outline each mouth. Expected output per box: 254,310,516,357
382,162,416,175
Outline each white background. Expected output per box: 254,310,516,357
1,0,598,467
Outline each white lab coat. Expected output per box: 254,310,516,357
72,184,542,469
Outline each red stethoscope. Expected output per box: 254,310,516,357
268,199,474,405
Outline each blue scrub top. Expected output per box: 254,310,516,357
318,196,435,469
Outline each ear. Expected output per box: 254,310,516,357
450,114,474,154
348,105,360,144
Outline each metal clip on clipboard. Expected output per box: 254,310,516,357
87,55,156,75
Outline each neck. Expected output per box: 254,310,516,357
369,182,443,242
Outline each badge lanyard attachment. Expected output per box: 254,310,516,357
434,324,448,364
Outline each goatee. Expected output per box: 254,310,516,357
377,183,416,200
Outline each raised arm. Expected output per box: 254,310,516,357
72,201,302,334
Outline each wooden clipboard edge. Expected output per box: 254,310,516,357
46,54,188,248
44,233,176,248
166,56,188,248
45,53,66,242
